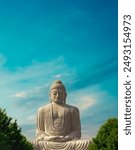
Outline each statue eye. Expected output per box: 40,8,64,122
52,92,56,95
60,91,64,95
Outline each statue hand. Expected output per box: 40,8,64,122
44,136,60,141
64,132,80,141
48,136,70,142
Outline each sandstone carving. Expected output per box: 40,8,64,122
33,80,90,150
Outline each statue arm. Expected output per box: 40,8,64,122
70,107,81,139
35,107,61,142
35,107,48,141
62,107,81,141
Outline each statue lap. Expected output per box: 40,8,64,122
33,140,90,150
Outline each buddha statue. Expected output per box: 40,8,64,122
33,80,90,150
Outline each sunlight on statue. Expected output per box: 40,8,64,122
33,80,90,150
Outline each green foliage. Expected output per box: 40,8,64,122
0,108,33,150
89,118,118,150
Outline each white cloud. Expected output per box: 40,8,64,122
10,84,49,99
55,74,62,78
78,96,96,111
10,91,27,98
67,87,97,113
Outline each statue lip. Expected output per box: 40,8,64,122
52,99,64,103
52,101,64,105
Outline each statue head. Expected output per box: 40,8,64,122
49,80,67,104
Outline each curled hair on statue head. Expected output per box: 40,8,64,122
49,80,67,104
50,80,66,93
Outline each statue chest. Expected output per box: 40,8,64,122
52,107,64,118
44,104,72,135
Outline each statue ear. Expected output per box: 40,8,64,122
65,92,67,98
63,92,67,104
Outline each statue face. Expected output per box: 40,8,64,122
50,88,66,104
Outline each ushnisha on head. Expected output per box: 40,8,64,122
49,80,67,104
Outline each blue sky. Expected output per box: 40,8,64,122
0,0,117,140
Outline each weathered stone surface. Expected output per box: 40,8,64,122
33,80,90,150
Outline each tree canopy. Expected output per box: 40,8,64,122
89,118,118,150
0,108,33,150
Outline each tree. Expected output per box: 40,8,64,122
0,108,33,150
89,118,118,150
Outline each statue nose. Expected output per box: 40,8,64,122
56,93,60,98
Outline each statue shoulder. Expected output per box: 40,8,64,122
37,103,51,114
66,104,80,113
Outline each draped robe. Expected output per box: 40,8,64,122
33,103,90,150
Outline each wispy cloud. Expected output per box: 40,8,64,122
55,74,62,78
0,54,117,140
10,91,27,98
78,96,95,111
10,84,49,99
